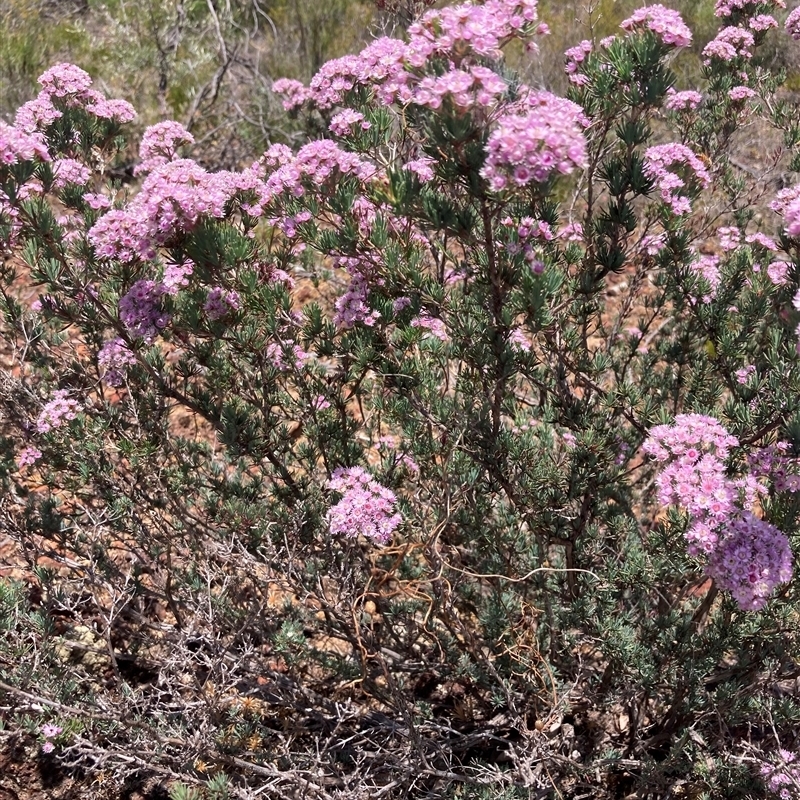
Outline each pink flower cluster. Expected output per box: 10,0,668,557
329,109,371,136
326,466,402,543
619,5,693,47
16,446,42,469
783,196,800,238
403,157,436,182
644,414,793,609
643,143,711,215
52,158,90,188
664,89,703,110
788,7,800,39
273,0,547,114
15,63,135,134
40,723,63,755
333,256,381,329
481,92,588,191
162,259,194,295
564,40,592,86
0,121,50,165
89,159,239,261
714,0,784,17
729,85,756,101
37,389,79,433
411,313,449,342
265,340,309,370
98,337,137,386
136,121,195,175
702,26,755,62
204,286,241,321
408,0,544,60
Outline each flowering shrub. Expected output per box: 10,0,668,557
2,2,800,797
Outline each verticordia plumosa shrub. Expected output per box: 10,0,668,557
3,1,800,797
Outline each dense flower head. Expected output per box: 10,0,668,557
786,6,800,39
329,109,370,136
761,748,800,799
16,446,42,469
89,159,238,261
411,313,449,342
702,26,756,61
620,5,693,47
408,0,542,61
729,85,757,100
707,513,793,610
0,121,50,165
52,157,90,188
403,157,436,182
643,413,739,462
265,339,309,370
748,13,779,30
38,63,92,97
98,337,137,386
137,121,195,174
119,279,170,341
664,88,703,110
715,0,784,16
784,196,800,237
162,259,194,295
643,143,710,215
37,389,80,433
272,78,310,111
326,466,402,543
481,91,588,191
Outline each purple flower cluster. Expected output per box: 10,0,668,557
761,748,800,800
119,280,170,341
644,414,793,609
783,195,800,238
788,7,800,39
37,390,79,433
326,466,402,543
620,5,693,47
481,92,588,190
98,337,137,386
702,26,756,62
729,85,757,101
643,143,711,215
204,286,241,321
749,442,800,492
333,256,381,329
707,513,793,610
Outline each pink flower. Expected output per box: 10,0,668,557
786,7,800,39
326,466,402,543
16,446,42,469
664,89,703,110
620,5,693,47
37,390,79,433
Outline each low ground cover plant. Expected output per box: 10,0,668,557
3,1,800,797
